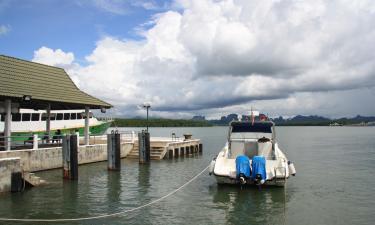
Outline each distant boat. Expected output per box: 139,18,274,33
209,113,296,187
0,109,112,141
329,122,343,126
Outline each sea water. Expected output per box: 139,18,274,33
0,126,374,225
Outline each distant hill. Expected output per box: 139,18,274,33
272,115,375,126
112,114,375,127
273,115,331,126
113,118,212,127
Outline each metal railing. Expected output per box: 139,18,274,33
0,130,190,151
0,134,66,151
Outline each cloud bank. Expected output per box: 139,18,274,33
33,0,375,118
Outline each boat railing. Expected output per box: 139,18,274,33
96,116,114,122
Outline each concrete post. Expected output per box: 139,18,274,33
84,107,90,145
76,132,80,148
46,104,51,143
62,135,78,180
131,131,136,142
138,131,150,164
107,132,121,170
4,99,11,151
33,134,38,150
11,172,23,192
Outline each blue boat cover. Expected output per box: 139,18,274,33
251,156,267,180
235,155,251,178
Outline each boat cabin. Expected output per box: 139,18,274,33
228,121,275,160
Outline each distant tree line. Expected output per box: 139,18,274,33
112,118,213,127
112,114,375,127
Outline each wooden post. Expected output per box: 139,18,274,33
199,143,203,153
107,132,121,170
63,135,78,180
168,149,173,159
138,131,150,163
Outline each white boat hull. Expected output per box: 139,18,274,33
214,174,287,187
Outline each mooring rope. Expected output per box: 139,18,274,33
0,165,209,223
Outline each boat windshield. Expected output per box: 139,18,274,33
231,122,272,133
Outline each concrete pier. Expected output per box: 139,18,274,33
0,133,202,173
0,157,21,193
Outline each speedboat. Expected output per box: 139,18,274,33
209,115,296,187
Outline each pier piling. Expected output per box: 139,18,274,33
107,131,121,170
138,131,150,164
11,172,23,192
62,135,78,180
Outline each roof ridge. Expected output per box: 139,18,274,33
0,54,65,71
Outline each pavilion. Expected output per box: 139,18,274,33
0,55,112,150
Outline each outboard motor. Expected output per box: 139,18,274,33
251,156,267,185
288,161,296,176
208,157,216,175
235,155,251,185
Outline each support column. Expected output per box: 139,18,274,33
84,107,89,145
46,104,51,143
199,143,203,153
4,99,11,151
107,131,121,170
33,134,38,150
62,135,78,180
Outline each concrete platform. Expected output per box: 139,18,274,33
0,135,202,172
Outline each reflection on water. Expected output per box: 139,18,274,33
210,185,289,225
107,171,121,210
138,164,151,192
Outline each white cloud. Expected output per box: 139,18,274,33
93,0,128,15
32,47,82,86
32,47,75,67
0,24,10,36
34,0,375,118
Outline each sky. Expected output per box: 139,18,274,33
1,0,375,119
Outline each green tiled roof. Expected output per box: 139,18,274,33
0,55,112,110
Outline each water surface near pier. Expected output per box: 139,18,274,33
1,126,375,225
